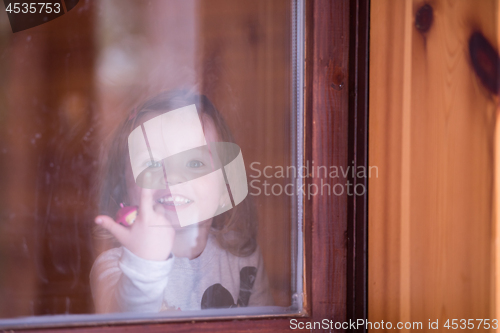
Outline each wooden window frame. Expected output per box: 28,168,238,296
21,0,369,332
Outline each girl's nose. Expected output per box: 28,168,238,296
165,168,187,186
166,177,181,186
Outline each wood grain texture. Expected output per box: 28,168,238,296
304,0,350,324
346,0,369,324
369,0,498,327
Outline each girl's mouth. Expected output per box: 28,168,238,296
156,194,193,206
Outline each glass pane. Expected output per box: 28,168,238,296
0,0,303,327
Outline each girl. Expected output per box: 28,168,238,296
90,90,273,313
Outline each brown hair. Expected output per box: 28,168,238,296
96,90,257,257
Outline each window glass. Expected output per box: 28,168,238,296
0,0,302,327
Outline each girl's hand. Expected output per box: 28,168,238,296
95,187,175,261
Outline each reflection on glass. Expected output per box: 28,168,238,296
92,91,271,313
0,0,298,327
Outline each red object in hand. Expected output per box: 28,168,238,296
115,204,138,226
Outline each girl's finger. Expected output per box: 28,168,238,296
95,215,130,245
138,186,155,220
152,203,173,227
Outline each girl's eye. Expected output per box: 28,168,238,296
186,160,204,168
146,160,162,168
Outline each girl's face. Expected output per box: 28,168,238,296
125,110,231,230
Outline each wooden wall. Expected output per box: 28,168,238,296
369,0,499,327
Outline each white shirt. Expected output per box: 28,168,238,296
90,234,273,313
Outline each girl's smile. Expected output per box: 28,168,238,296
156,194,194,207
